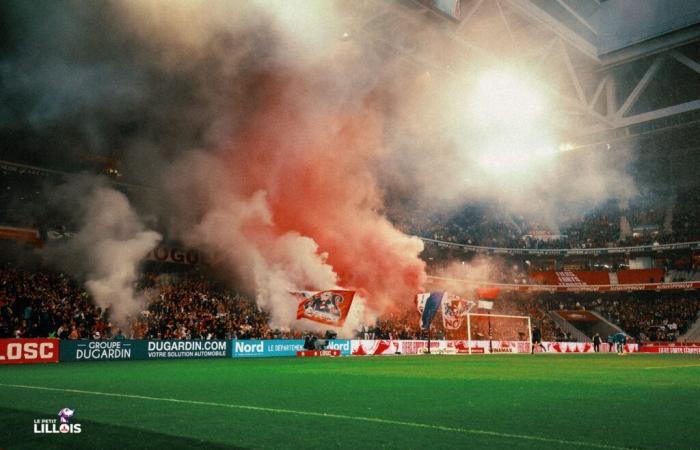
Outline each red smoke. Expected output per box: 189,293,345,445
220,74,426,315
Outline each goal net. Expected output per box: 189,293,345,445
464,313,532,354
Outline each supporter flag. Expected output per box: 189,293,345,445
441,294,473,330
415,292,446,330
476,286,500,299
293,290,355,327
477,300,494,310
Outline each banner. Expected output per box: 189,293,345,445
427,276,700,293
0,226,41,245
476,286,500,299
415,292,445,329
352,340,402,355
477,300,494,310
60,340,140,362
146,244,204,266
145,340,228,359
442,295,471,330
419,236,700,256
0,339,59,365
294,290,355,327
447,340,526,354
349,340,638,355
639,343,700,354
59,340,230,362
546,342,638,353
232,339,351,358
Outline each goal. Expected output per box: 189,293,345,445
464,313,532,354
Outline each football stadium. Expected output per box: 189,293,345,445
1,1,700,449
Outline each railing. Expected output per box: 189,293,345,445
427,275,700,292
548,312,591,342
419,236,700,256
680,317,700,343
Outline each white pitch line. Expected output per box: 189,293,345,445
643,364,700,370
0,383,632,450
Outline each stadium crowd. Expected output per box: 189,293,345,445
540,293,700,342
396,188,700,249
1,264,698,343
0,265,281,340
136,277,277,340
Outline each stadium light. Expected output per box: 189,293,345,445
474,135,556,176
559,142,575,152
462,67,557,178
469,69,546,128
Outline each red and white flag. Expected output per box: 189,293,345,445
293,290,355,327
442,294,474,330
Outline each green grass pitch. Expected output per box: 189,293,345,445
1,354,699,449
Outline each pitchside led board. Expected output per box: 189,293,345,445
59,340,230,362
0,338,59,364
231,339,352,357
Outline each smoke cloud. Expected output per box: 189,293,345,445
1,1,638,330
163,72,427,327
42,178,161,324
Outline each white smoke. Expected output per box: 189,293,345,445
44,181,161,325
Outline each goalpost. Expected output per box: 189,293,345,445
465,313,532,354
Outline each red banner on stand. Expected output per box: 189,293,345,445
294,290,355,327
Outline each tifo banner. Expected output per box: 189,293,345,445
293,290,355,327
415,292,445,329
232,339,351,358
442,295,472,330
0,338,59,365
59,340,230,362
639,343,700,354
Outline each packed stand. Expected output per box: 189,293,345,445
540,293,700,342
0,266,104,339
0,264,282,340
394,187,700,250
136,277,277,340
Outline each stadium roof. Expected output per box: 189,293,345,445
359,0,700,141
2,1,700,174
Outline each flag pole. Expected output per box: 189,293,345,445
467,313,472,355
427,325,431,354
488,311,492,354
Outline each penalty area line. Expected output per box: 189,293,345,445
0,383,631,450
